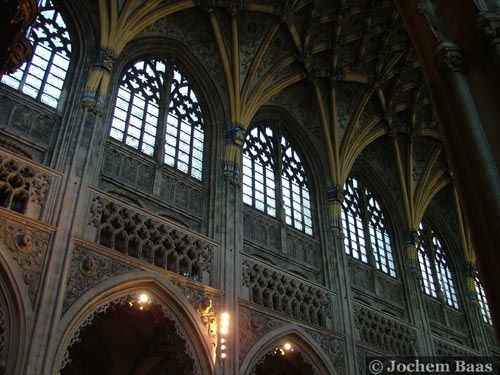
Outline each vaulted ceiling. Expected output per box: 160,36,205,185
87,0,454,232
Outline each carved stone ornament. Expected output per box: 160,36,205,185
62,245,135,314
94,46,115,73
226,123,246,146
306,329,346,375
171,278,220,352
0,215,51,305
239,306,284,363
436,42,464,75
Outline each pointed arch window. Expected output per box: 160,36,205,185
1,0,72,108
242,124,313,235
109,58,204,180
475,275,492,325
342,177,396,277
416,222,459,308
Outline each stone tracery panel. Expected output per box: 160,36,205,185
243,209,320,270
102,142,207,217
85,190,217,285
0,92,59,146
241,255,333,328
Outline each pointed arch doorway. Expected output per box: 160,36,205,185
61,297,197,375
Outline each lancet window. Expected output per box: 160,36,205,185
342,177,396,277
242,124,313,235
109,58,204,180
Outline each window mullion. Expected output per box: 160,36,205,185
156,69,173,165
38,50,56,102
275,130,285,223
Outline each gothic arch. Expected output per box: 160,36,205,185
251,105,329,191
106,36,226,137
349,159,407,256
240,324,337,375
54,273,215,375
0,245,27,375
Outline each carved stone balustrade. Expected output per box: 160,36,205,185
84,189,218,286
352,302,417,356
0,147,61,223
241,254,334,329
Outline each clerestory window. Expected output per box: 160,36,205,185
109,58,204,180
242,124,313,235
1,0,72,109
416,222,459,308
475,275,492,325
342,177,396,277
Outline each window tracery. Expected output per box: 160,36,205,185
242,124,312,235
342,177,396,277
109,58,204,180
1,0,72,109
474,275,492,325
416,222,459,309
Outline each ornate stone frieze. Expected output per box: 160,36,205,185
239,305,284,363
241,256,333,328
306,329,346,375
62,245,135,313
353,303,417,355
85,190,217,285
0,212,53,305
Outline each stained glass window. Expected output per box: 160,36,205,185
1,0,72,109
110,58,204,180
242,124,312,235
342,177,396,277
416,222,459,308
475,275,492,325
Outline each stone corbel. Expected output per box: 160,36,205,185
223,122,245,184
82,46,116,115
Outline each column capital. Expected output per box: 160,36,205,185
436,42,464,75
